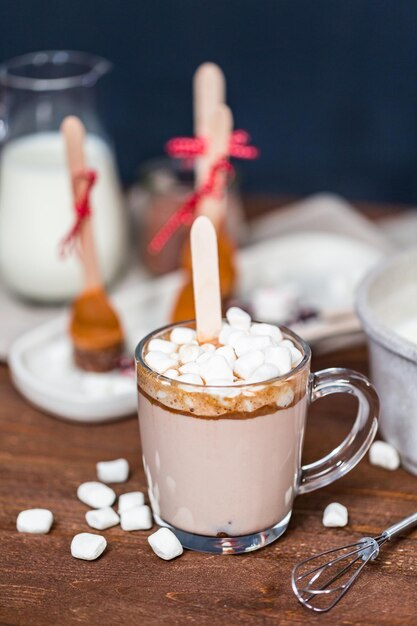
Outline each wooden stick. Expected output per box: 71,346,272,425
193,63,225,188
191,216,222,342
198,104,233,228
61,116,101,290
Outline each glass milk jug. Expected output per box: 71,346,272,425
0,51,127,302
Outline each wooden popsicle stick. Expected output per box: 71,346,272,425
61,116,101,290
191,216,222,342
193,63,225,188
198,104,233,228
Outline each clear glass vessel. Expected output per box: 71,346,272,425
136,321,379,554
0,50,127,302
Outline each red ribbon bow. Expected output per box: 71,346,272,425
148,130,259,254
60,169,97,257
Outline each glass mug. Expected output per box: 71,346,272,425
136,322,379,554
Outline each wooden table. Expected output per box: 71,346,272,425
1,197,416,624
1,342,417,626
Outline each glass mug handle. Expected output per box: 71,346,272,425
298,368,379,495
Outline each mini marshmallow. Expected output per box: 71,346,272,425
148,338,177,354
170,327,196,345
16,508,53,534
216,345,236,367
218,323,235,345
201,343,216,352
86,507,120,530
369,441,400,470
120,505,153,531
234,350,265,380
226,307,251,331
322,503,348,527
196,351,213,365
145,351,178,374
118,491,145,513
280,339,303,366
226,329,249,349
164,368,179,379
234,335,271,357
96,458,129,483
148,527,183,560
264,346,292,375
77,482,116,509
250,322,283,342
179,343,202,364
199,355,234,384
206,378,235,386
177,373,204,385
179,362,200,375
249,363,280,383
71,533,107,561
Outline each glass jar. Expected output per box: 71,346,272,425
0,50,127,302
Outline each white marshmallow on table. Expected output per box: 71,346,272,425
86,507,120,530
71,533,107,561
234,350,264,380
226,307,251,331
170,327,196,345
177,373,204,385
250,322,283,342
145,351,178,374
164,368,179,379
16,509,53,534
148,338,177,354
218,323,235,345
369,441,400,470
120,505,153,531
264,346,292,375
322,503,348,528
118,491,145,513
216,345,236,367
77,482,116,508
234,335,271,357
179,343,202,364
199,355,234,384
201,343,216,352
97,458,129,483
148,527,183,561
249,363,280,383
179,362,201,375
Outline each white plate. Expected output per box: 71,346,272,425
9,232,383,423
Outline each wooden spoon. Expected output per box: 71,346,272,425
191,216,222,342
171,102,236,322
61,116,124,372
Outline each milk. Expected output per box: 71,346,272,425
0,132,127,301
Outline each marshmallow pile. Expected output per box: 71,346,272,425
144,307,303,387
16,456,183,563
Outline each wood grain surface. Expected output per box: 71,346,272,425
1,344,416,626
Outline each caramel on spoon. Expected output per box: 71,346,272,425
61,116,124,372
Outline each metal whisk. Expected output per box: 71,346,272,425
292,511,417,612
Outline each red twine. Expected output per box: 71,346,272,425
60,169,97,257
148,130,259,254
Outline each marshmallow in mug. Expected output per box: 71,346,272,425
144,308,304,387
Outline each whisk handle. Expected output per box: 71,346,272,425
383,511,417,539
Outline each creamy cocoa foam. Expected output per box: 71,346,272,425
137,314,310,419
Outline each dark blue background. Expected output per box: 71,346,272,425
2,0,417,203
